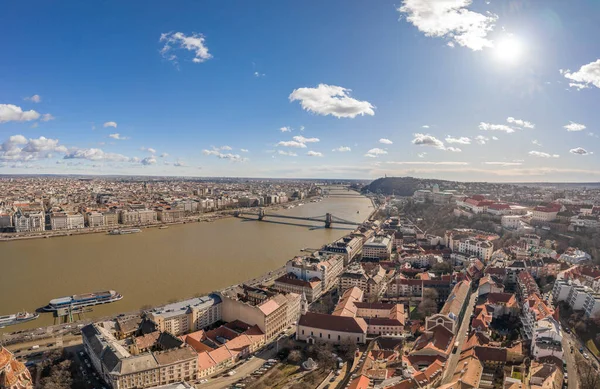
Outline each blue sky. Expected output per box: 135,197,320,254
1,0,599,181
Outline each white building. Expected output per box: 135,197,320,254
296,312,367,345
50,212,68,230
66,213,85,229
501,215,522,229
285,253,344,292
148,295,222,336
457,239,494,262
12,209,45,232
531,317,563,360
559,248,591,264
362,236,392,261
86,211,105,227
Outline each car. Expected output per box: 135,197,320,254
79,351,85,356
330,377,336,382
199,379,209,384
564,373,568,379
584,353,590,360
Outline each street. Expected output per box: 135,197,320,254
562,331,579,389
440,291,477,385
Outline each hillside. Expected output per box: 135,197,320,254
362,176,451,196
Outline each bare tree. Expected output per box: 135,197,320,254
579,361,600,389
287,350,302,364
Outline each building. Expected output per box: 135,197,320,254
362,235,392,261
218,285,291,341
457,238,494,262
148,295,222,336
157,209,185,223
120,209,158,225
425,280,471,335
81,323,198,389
320,235,363,265
559,247,591,264
103,211,119,226
272,273,322,303
531,317,563,360
531,204,561,224
285,253,344,292
501,215,522,229
66,212,85,229
50,212,68,230
0,346,33,389
86,211,105,227
12,209,44,232
339,264,387,299
296,312,367,344
521,294,554,339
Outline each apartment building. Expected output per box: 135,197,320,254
425,280,471,335
531,204,561,224
148,295,222,336
457,239,494,262
531,317,563,360
85,211,105,227
285,253,344,292
218,285,292,341
362,235,392,261
66,213,85,229
120,209,158,225
157,209,185,223
320,235,363,265
103,211,119,226
272,273,322,303
12,209,45,232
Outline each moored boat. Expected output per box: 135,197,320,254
108,228,141,235
43,290,123,312
0,311,39,328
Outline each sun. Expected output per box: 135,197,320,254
494,35,523,63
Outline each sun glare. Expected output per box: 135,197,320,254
494,35,523,63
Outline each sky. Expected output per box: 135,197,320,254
1,0,599,182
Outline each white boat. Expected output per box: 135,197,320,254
108,228,141,235
0,311,39,327
44,290,123,312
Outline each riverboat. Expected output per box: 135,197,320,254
43,290,123,312
108,228,141,235
158,226,169,229
0,311,39,328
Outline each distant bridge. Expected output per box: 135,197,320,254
233,208,360,228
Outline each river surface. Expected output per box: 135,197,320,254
0,189,372,333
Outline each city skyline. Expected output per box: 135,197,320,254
1,0,599,181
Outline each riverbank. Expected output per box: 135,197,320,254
0,198,314,242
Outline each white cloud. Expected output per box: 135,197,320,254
532,139,542,147
475,135,489,145
483,161,523,166
202,148,247,162
422,125,430,128
398,0,498,51
174,161,187,167
147,148,156,154
417,152,427,158
254,71,265,78
0,104,41,123
0,135,68,161
289,84,375,118
64,148,129,162
160,153,169,158
219,145,232,150
307,151,323,157
385,161,469,165
277,140,307,148
446,146,462,152
569,147,592,155
141,156,157,165
506,117,534,129
561,59,600,89
479,122,515,133
445,136,471,144
240,149,249,153
103,121,117,128
280,126,292,132
278,150,297,157
332,146,351,152
364,148,388,158
109,133,129,140
412,133,445,149
564,121,586,132
491,136,499,141
293,135,319,143
40,113,54,122
159,32,212,65
25,95,42,103
528,151,559,158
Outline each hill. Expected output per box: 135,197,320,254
362,176,452,196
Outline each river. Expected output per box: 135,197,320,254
0,188,372,333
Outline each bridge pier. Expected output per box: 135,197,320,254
325,213,332,228
258,208,265,221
